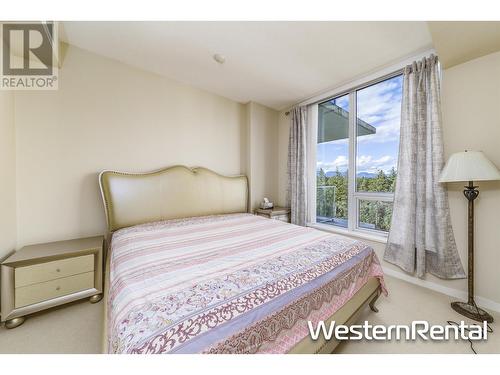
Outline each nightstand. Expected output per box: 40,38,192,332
1,236,104,329
254,207,291,223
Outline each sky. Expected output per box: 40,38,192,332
317,75,403,175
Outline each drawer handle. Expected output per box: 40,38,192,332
56,286,61,291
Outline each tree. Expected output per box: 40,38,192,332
317,168,397,231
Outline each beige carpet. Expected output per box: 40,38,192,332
0,276,498,354
0,298,103,354
336,276,499,354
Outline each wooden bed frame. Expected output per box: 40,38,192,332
98,165,381,354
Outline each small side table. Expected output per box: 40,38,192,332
1,236,104,329
254,206,291,223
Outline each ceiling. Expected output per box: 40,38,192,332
428,21,500,68
61,22,433,110
59,22,500,110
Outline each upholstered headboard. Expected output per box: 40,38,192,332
99,165,248,233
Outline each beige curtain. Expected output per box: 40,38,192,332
384,55,465,279
287,106,308,226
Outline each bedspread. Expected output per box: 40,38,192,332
107,213,385,353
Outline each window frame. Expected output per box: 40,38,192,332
311,70,403,238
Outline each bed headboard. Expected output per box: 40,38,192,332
99,165,248,233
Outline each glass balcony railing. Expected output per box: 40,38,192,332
316,185,393,232
316,185,348,228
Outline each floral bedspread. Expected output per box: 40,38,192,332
107,213,385,353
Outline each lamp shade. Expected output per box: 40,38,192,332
439,150,500,183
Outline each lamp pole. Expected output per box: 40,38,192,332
450,181,493,323
464,181,478,305
440,150,500,324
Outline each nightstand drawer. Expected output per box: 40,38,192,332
15,254,94,288
15,271,95,308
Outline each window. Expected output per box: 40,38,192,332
315,74,403,234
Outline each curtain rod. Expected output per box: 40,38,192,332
285,68,404,116
283,48,436,116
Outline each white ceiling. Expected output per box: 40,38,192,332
61,22,433,110
428,21,500,68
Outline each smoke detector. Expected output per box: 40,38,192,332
213,54,226,64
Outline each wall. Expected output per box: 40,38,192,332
0,91,16,261
276,51,500,307
440,51,500,305
14,45,247,247
246,102,279,210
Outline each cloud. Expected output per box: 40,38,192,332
317,155,349,172
317,154,396,174
356,155,395,173
356,76,402,145
333,95,349,111
320,77,402,146
317,76,402,174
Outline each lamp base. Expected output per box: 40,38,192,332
451,301,494,323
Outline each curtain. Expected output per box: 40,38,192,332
287,106,308,226
384,55,465,279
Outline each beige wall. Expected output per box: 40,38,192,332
277,51,500,306
0,91,16,261
14,45,247,247
440,51,500,305
246,102,279,210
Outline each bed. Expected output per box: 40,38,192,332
99,165,386,354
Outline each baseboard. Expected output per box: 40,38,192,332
382,266,500,313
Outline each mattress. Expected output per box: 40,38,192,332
107,213,385,354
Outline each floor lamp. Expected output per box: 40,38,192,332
440,150,500,323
